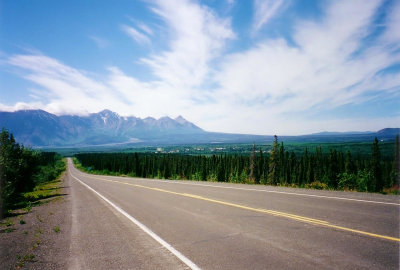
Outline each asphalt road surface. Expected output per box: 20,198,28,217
67,158,399,269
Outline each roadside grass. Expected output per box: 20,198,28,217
6,178,66,217
24,202,32,213
16,253,36,267
19,218,26,225
1,158,67,269
8,159,67,216
4,228,15,233
5,218,14,227
23,180,62,201
0,159,66,243
36,213,43,223
381,185,399,195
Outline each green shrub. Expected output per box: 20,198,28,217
356,169,373,192
0,129,66,217
306,181,328,190
338,172,357,190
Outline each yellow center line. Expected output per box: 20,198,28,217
80,173,400,242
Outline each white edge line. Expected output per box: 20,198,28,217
84,172,400,206
166,183,400,206
70,170,201,270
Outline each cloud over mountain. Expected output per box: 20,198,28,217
1,0,399,135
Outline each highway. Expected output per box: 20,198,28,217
67,158,399,269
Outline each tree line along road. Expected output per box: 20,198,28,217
67,158,399,270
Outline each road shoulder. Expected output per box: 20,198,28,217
0,173,71,270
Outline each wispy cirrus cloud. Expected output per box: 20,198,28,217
210,0,400,133
137,22,154,36
2,0,399,134
2,0,235,124
126,16,154,36
142,0,235,89
381,0,400,47
252,0,284,32
7,54,118,115
121,24,151,45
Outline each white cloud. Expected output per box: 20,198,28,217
253,0,284,32
137,22,154,36
381,0,400,47
3,0,399,135
3,0,235,125
7,54,126,115
4,53,200,120
121,24,151,45
210,0,399,134
0,102,44,112
294,0,382,60
142,0,234,89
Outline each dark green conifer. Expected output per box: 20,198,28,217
371,137,382,192
268,135,279,185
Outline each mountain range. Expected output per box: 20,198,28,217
0,110,398,147
0,109,204,147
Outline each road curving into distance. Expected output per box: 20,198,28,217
67,158,399,270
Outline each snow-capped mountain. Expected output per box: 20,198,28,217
0,109,204,147
0,109,398,148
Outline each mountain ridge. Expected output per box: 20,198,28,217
0,109,204,147
0,110,398,147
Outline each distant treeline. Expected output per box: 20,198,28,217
75,136,400,193
0,129,65,217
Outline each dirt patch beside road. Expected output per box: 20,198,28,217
0,174,71,270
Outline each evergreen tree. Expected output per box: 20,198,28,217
289,151,296,184
328,150,339,188
345,151,355,174
74,137,396,193
371,137,382,192
1,130,26,217
394,134,400,189
279,142,285,182
0,129,49,217
268,135,279,185
249,143,256,183
217,159,225,182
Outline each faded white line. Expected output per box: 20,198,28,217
159,182,400,206
76,170,399,206
70,169,201,270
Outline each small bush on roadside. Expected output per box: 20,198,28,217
5,228,15,233
305,181,328,190
16,254,35,267
381,185,399,195
5,218,14,227
338,172,357,190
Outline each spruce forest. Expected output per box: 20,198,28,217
76,136,399,193
0,130,65,217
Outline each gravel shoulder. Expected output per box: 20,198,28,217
0,173,71,270
1,162,188,270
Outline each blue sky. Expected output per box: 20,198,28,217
0,0,399,135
